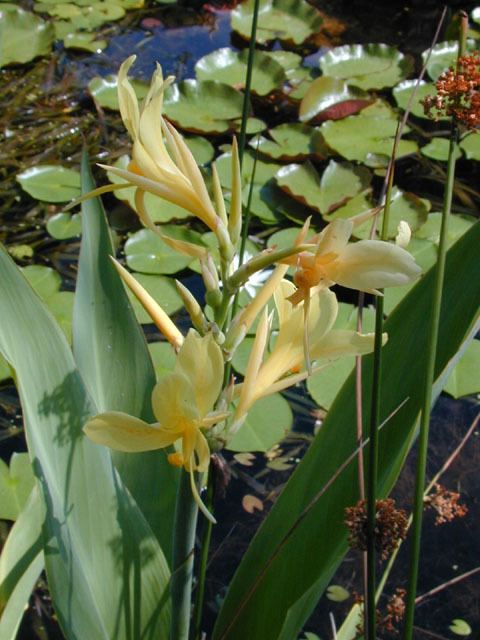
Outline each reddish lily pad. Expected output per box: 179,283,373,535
299,76,371,123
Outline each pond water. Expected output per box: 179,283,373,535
1,1,479,639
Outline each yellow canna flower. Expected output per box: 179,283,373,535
83,330,227,522
232,280,383,428
289,219,422,305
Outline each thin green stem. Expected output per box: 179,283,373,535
170,470,199,640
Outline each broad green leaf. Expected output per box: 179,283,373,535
184,135,215,166
320,44,413,90
299,76,370,123
231,0,323,45
148,341,176,378
443,339,480,398
164,80,246,134
22,264,61,299
275,162,323,212
88,74,148,110
227,393,293,453
449,619,472,636
252,124,325,161
317,160,371,215
213,223,480,640
393,79,448,120
422,40,476,80
63,31,106,52
0,454,35,521
128,273,183,324
125,228,193,274
16,165,81,202
195,48,286,96
46,212,82,239
421,137,461,162
74,153,178,559
0,487,44,640
459,132,480,160
0,8,54,67
326,585,350,602
0,243,171,639
321,101,418,164
7,244,33,260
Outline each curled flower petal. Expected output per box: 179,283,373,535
84,412,177,452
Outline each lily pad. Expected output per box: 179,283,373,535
148,341,177,378
184,135,215,165
0,7,54,67
124,228,198,274
321,101,418,164
326,585,350,602
88,74,149,110
164,80,246,134
195,48,286,96
34,1,125,30
459,132,480,160
299,76,371,123
46,212,82,239
227,393,293,452
317,160,372,215
392,79,448,120
422,40,476,80
421,137,462,162
231,0,323,46
63,31,107,52
0,453,36,521
320,43,413,90
17,165,81,202
251,124,325,161
126,273,183,324
449,619,472,637
414,211,475,244
443,340,480,399
275,161,322,212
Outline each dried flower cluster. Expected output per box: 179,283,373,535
422,52,480,129
424,483,468,525
354,588,406,637
345,498,408,560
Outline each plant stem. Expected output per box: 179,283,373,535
170,469,199,640
402,17,466,635
192,471,215,640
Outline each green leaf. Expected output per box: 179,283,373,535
421,137,462,162
7,244,33,260
320,44,413,90
449,619,472,636
184,135,215,166
0,487,44,640
63,31,106,52
459,132,480,160
148,341,176,378
88,74,148,110
0,7,54,68
128,273,183,324
392,79,448,120
0,454,36,521
195,48,286,96
125,228,193,274
212,223,480,640
317,160,371,215
164,80,246,134
443,339,480,398
422,40,476,80
299,76,370,123
321,101,418,164
0,242,171,639
46,212,82,239
252,124,325,161
326,585,350,602
74,152,178,560
275,161,323,212
17,165,81,202
227,393,293,453
22,264,61,299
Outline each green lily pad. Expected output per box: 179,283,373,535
231,336,255,376
473,7,480,25
7,244,34,259
227,393,293,452
267,226,315,252
392,79,448,120
22,264,61,299
459,132,480,160
421,137,462,162
321,100,418,164
148,341,177,378
265,50,307,83
317,160,372,215
195,48,286,96
184,135,215,166
299,76,371,123
164,80,246,134
449,619,472,637
35,1,125,29
324,191,372,222
422,40,476,80
124,228,198,274
46,291,75,342
231,0,323,45
88,74,149,110
0,453,36,521
243,117,268,134
17,165,81,202
126,273,183,324
326,585,350,602
320,43,413,90
252,124,325,161
46,212,82,239
63,31,107,52
443,340,480,399
414,211,475,244
275,161,323,212
0,7,54,67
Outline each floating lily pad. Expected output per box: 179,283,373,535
46,212,82,239
148,341,176,378
17,165,81,202
421,137,461,162
34,1,125,30
422,40,476,80
317,160,372,215
243,117,268,134
125,228,199,274
7,244,34,259
449,619,472,637
63,31,107,52
414,211,475,244
231,0,323,45
321,101,418,164
265,50,309,84
459,132,480,160
320,43,413,90
326,585,350,602
252,124,325,161
299,76,371,123
227,393,293,452
195,48,286,96
0,7,54,68
47,291,75,341
0,453,36,521
392,79,448,120
127,273,183,324
443,340,480,399
88,74,148,110
184,135,215,165
164,80,246,134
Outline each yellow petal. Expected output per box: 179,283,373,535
193,430,211,473
159,234,208,260
117,56,140,138
189,468,216,523
151,371,198,427
84,411,177,452
310,329,386,361
316,219,353,255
